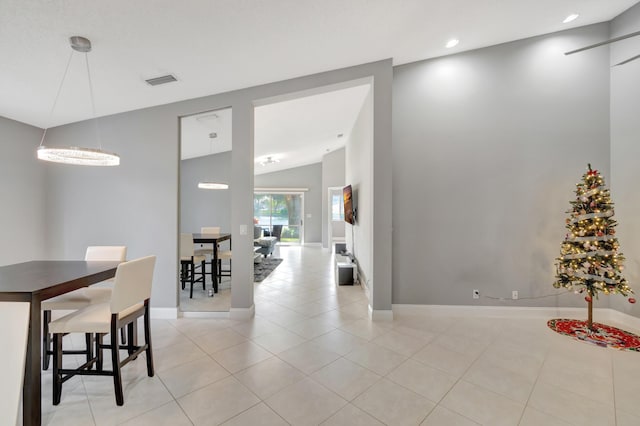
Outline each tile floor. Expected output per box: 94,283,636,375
41,246,640,425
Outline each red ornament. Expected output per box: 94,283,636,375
587,169,598,177
585,295,592,303
629,298,636,304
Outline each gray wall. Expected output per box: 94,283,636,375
392,24,611,307
180,152,232,234
322,148,346,248
254,163,322,243
41,59,393,311
346,90,374,294
610,3,640,317
0,117,46,265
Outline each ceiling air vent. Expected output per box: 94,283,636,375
145,74,178,86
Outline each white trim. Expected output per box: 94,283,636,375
303,242,322,247
392,304,640,330
368,304,394,321
150,307,178,319
254,188,309,192
182,310,230,319
229,304,255,320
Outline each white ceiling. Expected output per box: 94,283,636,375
180,84,371,174
2,0,637,129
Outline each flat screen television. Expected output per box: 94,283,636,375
343,184,355,224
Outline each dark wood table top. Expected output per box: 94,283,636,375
0,260,120,302
192,232,231,243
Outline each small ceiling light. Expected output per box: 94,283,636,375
208,132,217,139
337,133,344,138
198,182,229,190
37,36,120,166
563,14,579,24
259,156,280,166
446,39,459,49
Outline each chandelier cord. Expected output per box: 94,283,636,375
84,52,103,150
39,49,74,147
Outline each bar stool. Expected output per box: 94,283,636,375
50,255,156,406
180,233,206,298
41,246,127,370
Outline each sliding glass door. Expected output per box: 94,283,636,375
254,192,304,244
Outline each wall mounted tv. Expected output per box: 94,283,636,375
343,184,356,224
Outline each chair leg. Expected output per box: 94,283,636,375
144,303,154,377
96,333,104,371
218,259,222,284
127,320,138,356
120,327,127,345
85,333,93,369
43,310,51,370
201,260,206,290
110,323,124,406
52,333,62,405
189,262,194,299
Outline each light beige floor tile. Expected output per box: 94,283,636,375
119,401,193,426
211,341,273,373
194,327,248,354
285,317,337,339
265,377,347,425
231,318,286,338
528,381,615,426
41,382,95,426
168,318,231,339
412,343,477,376
616,409,640,426
352,378,435,426
311,329,368,356
157,356,230,398
463,357,535,403
177,376,260,425
432,333,489,358
221,402,288,426
387,358,458,403
311,358,381,401
152,340,207,373
479,341,544,381
321,404,385,426
537,358,614,405
339,318,392,340
87,376,174,426
234,357,306,399
277,341,341,374
440,380,524,426
252,329,307,354
420,406,480,426
613,358,640,417
345,342,408,375
518,406,572,426
372,330,431,356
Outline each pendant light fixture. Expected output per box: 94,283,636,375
196,118,228,189
37,36,120,166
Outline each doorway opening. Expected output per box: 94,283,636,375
254,191,305,245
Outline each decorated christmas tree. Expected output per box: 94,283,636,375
554,164,634,330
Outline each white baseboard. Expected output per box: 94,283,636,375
229,304,255,320
392,304,640,331
303,242,322,247
150,307,178,319
368,304,394,321
181,310,230,319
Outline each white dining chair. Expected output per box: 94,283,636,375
50,255,156,406
194,226,220,257
41,246,127,370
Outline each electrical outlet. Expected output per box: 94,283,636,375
473,289,480,299
512,291,519,300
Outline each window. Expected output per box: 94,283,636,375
331,194,344,221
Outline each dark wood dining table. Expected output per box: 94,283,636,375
0,260,120,426
192,232,231,292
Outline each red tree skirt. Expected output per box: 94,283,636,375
548,319,640,351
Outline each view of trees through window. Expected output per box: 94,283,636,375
254,193,303,243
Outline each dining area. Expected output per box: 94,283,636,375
0,248,157,426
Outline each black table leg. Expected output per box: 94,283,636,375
213,244,219,293
24,299,42,426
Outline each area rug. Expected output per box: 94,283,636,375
547,319,640,351
254,258,283,282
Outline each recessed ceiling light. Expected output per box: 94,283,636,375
198,182,228,190
563,14,579,24
446,39,459,49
